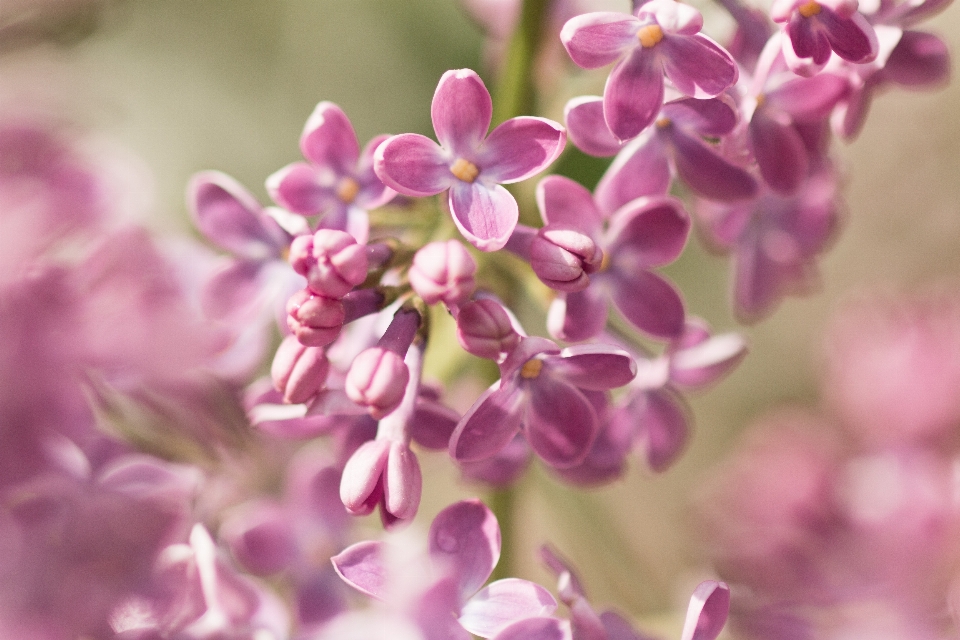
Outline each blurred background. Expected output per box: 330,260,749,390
2,0,959,629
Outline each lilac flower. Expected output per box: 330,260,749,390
560,0,738,141
332,499,557,638
695,164,840,322
449,335,636,468
374,69,566,252
516,175,690,341
565,94,758,202
267,102,396,244
771,0,879,75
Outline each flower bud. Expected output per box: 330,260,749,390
291,229,369,298
529,224,601,292
456,298,521,360
271,335,330,404
339,439,422,528
345,347,410,419
408,239,477,306
287,288,345,347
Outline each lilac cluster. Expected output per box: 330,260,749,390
698,290,960,639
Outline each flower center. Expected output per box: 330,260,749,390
336,177,361,204
637,24,664,48
656,117,672,129
450,158,480,183
798,0,821,17
599,250,611,273
520,358,544,379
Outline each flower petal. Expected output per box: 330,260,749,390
749,109,809,194
547,286,609,343
766,74,848,121
604,48,665,141
661,96,738,137
330,540,388,600
527,378,598,468
492,617,572,640
536,175,603,232
670,331,747,388
478,117,566,184
607,196,690,268
660,34,739,98
432,69,493,156
595,132,672,216
460,579,558,638
300,101,360,174
564,96,623,157
636,388,690,471
450,384,526,462
883,30,950,87
188,171,288,259
266,162,335,215
669,129,758,202
375,133,453,197
560,12,640,69
820,10,877,63
449,182,519,252
355,134,397,210
429,499,501,599
551,344,637,390
609,270,686,339
409,398,460,450
680,581,730,640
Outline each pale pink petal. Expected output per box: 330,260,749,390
560,12,641,69
660,34,739,98
374,133,453,197
450,384,526,462
551,345,637,390
266,162,335,215
429,499,501,599
449,182,519,252
491,617,572,640
548,286,609,342
330,540,388,600
536,175,603,233
604,48,665,141
679,581,730,640
300,101,360,173
606,196,690,268
609,270,686,339
564,96,623,157
477,117,566,184
669,129,759,202
460,579,558,637
432,69,493,155
527,378,598,468
595,133,672,216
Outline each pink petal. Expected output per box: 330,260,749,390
460,579,558,638
374,133,453,197
536,175,603,233
330,540,388,600
449,182,519,252
491,616,572,640
679,581,730,640
669,333,747,388
749,110,809,194
300,101,360,173
527,378,598,468
607,196,690,268
766,74,849,121
820,10,878,63
883,30,950,87
636,388,690,471
188,171,287,260
609,270,686,339
266,162,334,215
647,0,704,35
355,134,398,210
661,96,738,136
594,133,672,217
547,286,609,343
450,384,526,462
560,12,641,69
478,117,566,184
409,398,460,450
660,34,739,98
200,259,263,320
429,499,501,599
551,344,637,390
564,96,623,157
432,69,493,156
669,129,759,202
604,48,665,141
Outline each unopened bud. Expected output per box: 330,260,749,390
293,229,369,298
530,224,601,292
457,299,521,360
345,347,410,419
271,335,330,404
286,288,345,347
408,239,477,306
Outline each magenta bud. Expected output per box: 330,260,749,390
301,229,369,298
271,335,330,404
339,439,422,527
529,224,601,293
288,234,315,276
345,347,410,419
408,239,477,306
286,288,346,347
456,298,521,360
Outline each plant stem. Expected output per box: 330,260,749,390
488,484,517,581
492,0,551,126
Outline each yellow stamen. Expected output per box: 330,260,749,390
755,93,766,107
656,117,672,129
798,0,821,17
599,250,611,273
336,177,361,204
637,24,664,48
450,158,480,183
520,358,544,379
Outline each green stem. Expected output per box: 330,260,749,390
488,485,517,582
492,0,551,126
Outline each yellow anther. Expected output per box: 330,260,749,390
520,358,544,379
755,93,766,107
637,24,664,48
798,0,822,17
336,177,361,204
599,250,611,273
450,158,480,183
656,117,672,129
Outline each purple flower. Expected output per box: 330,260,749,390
267,102,396,244
332,499,557,638
771,0,879,75
449,335,636,468
374,69,566,252
520,175,690,341
560,0,738,141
